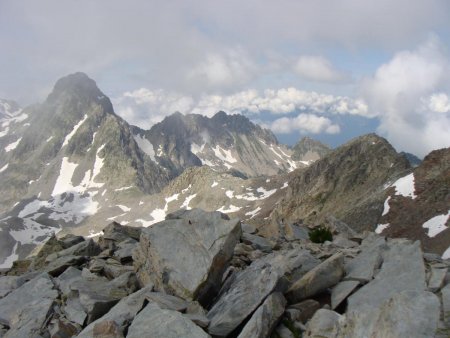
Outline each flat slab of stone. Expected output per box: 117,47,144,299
286,252,345,303
331,280,359,310
134,209,241,305
241,233,273,252
127,302,211,338
0,276,26,298
237,292,286,338
0,273,58,337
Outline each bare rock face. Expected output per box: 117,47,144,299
134,209,241,305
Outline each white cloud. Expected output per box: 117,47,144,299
271,114,341,134
362,37,450,157
187,49,257,90
294,55,347,83
113,87,368,129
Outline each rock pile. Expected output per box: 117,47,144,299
0,209,449,337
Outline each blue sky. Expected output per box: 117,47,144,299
1,0,450,156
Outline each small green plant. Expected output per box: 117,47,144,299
309,225,333,243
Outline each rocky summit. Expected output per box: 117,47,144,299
0,72,449,337
0,209,449,337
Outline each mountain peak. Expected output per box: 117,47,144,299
47,72,107,104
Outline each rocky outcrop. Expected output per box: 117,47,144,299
134,209,241,305
291,136,331,162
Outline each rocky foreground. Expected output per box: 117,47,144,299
0,209,449,338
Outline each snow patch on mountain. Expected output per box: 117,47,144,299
181,194,197,210
382,196,391,216
217,204,241,213
375,223,390,234
389,173,417,199
422,211,450,238
5,137,22,152
133,134,157,162
0,163,8,173
62,114,88,147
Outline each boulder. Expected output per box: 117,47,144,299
0,275,27,298
127,302,211,338
303,309,342,338
113,238,138,263
45,255,86,277
344,233,386,283
133,209,241,305
237,292,286,338
99,221,142,251
207,260,284,336
286,252,345,303
0,273,58,337
241,233,273,253
428,266,447,292
343,240,428,336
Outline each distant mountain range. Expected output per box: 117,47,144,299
0,72,448,267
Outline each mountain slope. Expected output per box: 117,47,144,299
0,73,170,265
132,111,304,178
376,147,450,255
270,134,412,233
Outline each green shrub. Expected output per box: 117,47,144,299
309,226,333,243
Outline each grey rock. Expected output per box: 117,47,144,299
428,266,447,292
237,292,286,338
348,240,426,312
0,276,26,298
286,252,345,303
275,323,295,338
344,233,386,283
134,209,241,305
332,235,359,248
65,295,87,326
145,292,188,312
242,233,273,252
127,302,211,338
303,309,342,338
77,286,154,338
59,234,85,249
55,266,83,294
207,260,283,336
0,273,58,337
285,224,310,241
285,308,301,322
103,258,134,279
361,290,440,338
343,240,427,336
289,299,321,323
48,317,81,338
442,283,450,325
113,238,138,263
45,254,86,277
331,280,359,310
241,223,257,234
46,239,100,263
184,313,210,328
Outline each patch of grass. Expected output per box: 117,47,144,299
309,226,333,243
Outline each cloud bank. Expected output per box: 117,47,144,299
362,37,450,157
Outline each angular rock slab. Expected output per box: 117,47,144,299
134,209,241,304
77,286,154,338
286,252,345,303
237,292,286,338
344,240,428,337
331,280,359,310
0,275,27,298
0,273,58,337
127,302,211,338
207,260,283,336
344,233,386,283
